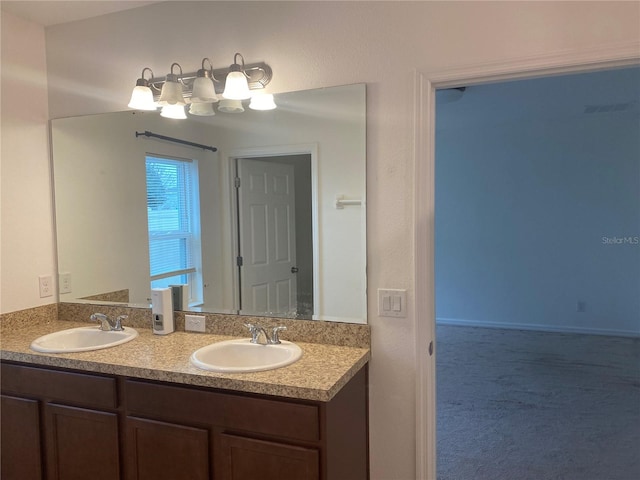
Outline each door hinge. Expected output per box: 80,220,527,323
234,177,241,188
236,256,243,267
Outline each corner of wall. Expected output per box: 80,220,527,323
1,10,56,314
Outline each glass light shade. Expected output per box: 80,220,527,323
249,93,277,111
223,71,251,100
189,102,216,116
128,85,157,110
191,76,218,103
160,104,187,119
157,79,185,106
218,99,245,113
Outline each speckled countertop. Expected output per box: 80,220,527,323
1,319,370,402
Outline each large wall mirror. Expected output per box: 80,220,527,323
52,84,367,324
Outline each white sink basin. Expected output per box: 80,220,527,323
190,338,302,373
30,326,138,353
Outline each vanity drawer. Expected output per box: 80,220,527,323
124,379,320,442
0,363,117,410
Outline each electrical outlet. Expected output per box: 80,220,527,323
185,314,206,333
38,275,53,298
59,272,72,294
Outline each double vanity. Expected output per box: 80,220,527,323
0,308,370,480
2,82,370,479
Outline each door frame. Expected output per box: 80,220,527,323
227,144,320,316
413,41,640,479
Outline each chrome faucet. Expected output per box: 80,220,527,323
90,313,127,332
244,324,287,345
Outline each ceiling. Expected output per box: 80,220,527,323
0,1,162,26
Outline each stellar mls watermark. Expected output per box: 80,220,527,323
602,235,639,245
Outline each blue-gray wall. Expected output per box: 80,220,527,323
435,73,640,336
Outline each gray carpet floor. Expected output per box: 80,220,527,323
436,324,640,480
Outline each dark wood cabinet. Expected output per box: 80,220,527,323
216,433,319,480
1,394,42,480
1,363,120,480
125,417,210,480
1,361,368,480
45,404,120,480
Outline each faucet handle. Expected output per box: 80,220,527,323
244,323,260,343
114,315,128,331
270,326,287,344
90,313,110,331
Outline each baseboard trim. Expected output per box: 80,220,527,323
436,317,640,338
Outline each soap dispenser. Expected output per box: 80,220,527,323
151,287,175,335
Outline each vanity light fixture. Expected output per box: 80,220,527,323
157,63,186,106
128,53,273,118
222,53,252,100
127,68,157,111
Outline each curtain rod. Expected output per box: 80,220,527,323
135,130,217,153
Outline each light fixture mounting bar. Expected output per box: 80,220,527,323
148,62,272,98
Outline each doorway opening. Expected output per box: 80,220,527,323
413,48,640,479
434,67,640,479
232,153,314,318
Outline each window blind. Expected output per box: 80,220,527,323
146,156,196,280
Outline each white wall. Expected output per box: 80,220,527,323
0,11,55,313
436,77,640,336
2,2,639,478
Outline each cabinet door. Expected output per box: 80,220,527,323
45,403,120,480
125,417,210,480
216,433,319,480
1,395,42,480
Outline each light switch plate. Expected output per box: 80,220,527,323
378,288,407,318
59,272,72,294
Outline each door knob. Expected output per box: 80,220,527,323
291,267,299,273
